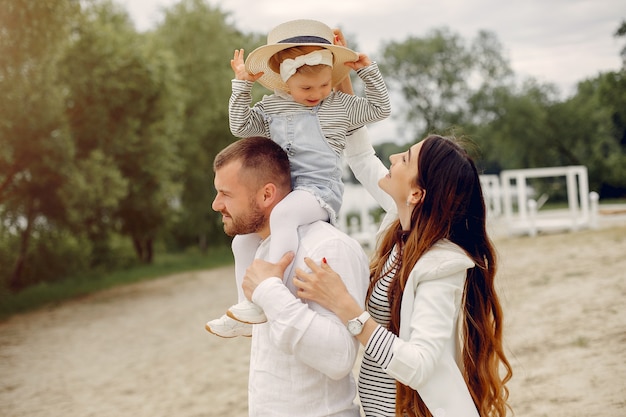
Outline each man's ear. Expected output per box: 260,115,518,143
259,183,279,208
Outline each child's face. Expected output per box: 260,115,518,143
285,66,333,107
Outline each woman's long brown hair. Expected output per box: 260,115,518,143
369,135,513,416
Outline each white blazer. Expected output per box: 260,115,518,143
344,128,479,417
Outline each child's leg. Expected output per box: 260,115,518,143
268,190,328,266
231,234,262,302
205,235,260,337
228,233,267,324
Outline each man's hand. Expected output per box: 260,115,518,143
231,48,264,82
242,251,295,299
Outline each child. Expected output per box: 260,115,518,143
206,19,390,338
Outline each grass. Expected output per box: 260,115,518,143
0,246,234,322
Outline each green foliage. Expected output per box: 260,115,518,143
470,72,626,196
1,0,624,296
570,71,626,196
0,0,79,290
615,19,626,66
380,28,513,141
470,80,561,172
380,24,625,198
58,0,185,263
155,0,256,251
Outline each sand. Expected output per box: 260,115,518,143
1,222,625,416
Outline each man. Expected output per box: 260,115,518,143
210,137,369,417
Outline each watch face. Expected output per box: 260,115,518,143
348,320,361,335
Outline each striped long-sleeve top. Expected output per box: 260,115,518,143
228,62,391,155
358,246,398,416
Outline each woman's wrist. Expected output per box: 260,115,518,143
332,292,365,324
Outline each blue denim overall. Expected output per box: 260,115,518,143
264,107,343,224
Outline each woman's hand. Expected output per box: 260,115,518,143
333,28,348,48
230,48,264,82
294,258,360,319
332,28,355,94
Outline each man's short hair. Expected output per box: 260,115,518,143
214,137,292,192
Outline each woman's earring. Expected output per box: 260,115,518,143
406,199,411,207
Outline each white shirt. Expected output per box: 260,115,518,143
249,221,369,417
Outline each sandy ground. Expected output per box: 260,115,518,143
1,220,625,416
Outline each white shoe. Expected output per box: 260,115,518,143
205,314,252,338
227,300,267,324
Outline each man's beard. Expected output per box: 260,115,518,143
223,197,265,236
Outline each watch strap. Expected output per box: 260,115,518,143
354,310,370,325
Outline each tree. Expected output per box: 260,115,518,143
380,28,513,142
155,0,259,251
566,72,626,197
468,80,561,172
59,0,184,263
0,0,80,289
615,20,626,67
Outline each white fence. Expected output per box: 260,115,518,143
339,165,599,244
496,165,593,236
337,183,380,249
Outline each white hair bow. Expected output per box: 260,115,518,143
279,49,334,82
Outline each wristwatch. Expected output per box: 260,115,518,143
347,311,371,336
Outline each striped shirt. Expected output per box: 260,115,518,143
229,63,390,155
359,246,400,416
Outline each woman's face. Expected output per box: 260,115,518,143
378,140,423,205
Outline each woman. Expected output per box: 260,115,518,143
293,127,513,417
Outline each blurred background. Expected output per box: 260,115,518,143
1,0,625,316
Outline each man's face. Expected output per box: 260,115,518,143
211,160,265,236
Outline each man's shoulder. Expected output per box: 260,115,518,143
297,222,369,279
298,221,362,248
299,220,346,235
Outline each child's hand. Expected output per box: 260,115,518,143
231,49,264,82
344,53,371,71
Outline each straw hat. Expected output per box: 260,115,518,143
245,19,359,92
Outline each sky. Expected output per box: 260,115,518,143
124,0,625,142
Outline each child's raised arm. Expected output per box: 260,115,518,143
230,49,264,82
